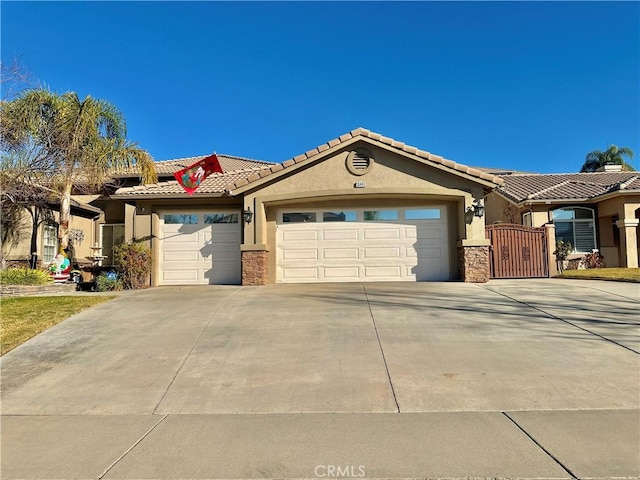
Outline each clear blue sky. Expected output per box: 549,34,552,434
2,1,639,173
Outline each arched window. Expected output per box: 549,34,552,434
552,207,596,253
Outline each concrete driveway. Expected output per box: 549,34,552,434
2,279,639,479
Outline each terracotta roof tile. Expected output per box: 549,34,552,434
498,172,640,203
118,154,275,177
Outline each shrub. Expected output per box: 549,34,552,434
113,240,151,289
0,268,53,285
553,240,573,261
95,272,123,292
582,251,606,269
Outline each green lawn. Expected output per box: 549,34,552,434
558,268,640,283
0,296,116,355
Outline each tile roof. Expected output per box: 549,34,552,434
113,128,504,198
497,172,640,203
226,127,503,192
114,166,271,197
118,154,275,177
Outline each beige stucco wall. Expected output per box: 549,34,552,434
2,208,98,265
239,142,491,282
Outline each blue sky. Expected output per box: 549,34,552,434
2,1,638,173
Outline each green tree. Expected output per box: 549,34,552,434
580,145,635,173
1,89,157,250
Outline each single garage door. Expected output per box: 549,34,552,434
276,206,449,283
159,211,241,285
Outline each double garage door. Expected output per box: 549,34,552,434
276,206,450,283
159,211,241,285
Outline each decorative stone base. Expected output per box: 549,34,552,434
1,283,77,297
458,246,490,283
241,250,269,286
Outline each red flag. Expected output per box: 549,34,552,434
173,153,223,195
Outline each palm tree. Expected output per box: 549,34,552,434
580,145,635,172
1,89,156,250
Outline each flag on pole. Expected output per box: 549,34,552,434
173,153,223,195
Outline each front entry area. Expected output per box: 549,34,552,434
276,206,449,283
158,210,241,285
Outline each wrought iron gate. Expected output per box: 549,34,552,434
485,224,549,278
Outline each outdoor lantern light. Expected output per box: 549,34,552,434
467,200,485,218
243,207,253,224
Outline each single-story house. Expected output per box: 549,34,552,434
109,128,501,285
485,167,640,269
4,128,638,283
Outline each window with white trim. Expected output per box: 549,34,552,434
522,212,532,227
43,225,58,263
101,224,125,265
552,207,596,253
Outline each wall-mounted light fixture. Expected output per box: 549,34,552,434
243,207,253,224
467,199,485,218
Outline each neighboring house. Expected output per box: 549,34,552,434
110,128,502,285
1,196,103,268
485,167,640,268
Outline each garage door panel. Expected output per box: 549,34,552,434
364,228,400,240
282,267,320,279
283,249,318,260
324,266,360,279
163,251,200,262
322,229,359,241
282,230,318,241
323,248,359,259
364,247,401,259
162,269,199,282
365,265,403,278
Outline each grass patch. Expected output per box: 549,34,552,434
0,296,116,355
558,268,640,283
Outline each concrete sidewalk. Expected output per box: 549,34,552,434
2,280,639,479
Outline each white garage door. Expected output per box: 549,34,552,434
276,207,449,283
159,211,241,285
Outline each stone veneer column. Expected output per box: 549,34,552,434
241,250,269,285
457,244,490,283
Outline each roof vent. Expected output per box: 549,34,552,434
346,149,374,176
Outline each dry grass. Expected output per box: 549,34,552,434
559,268,640,283
0,296,116,355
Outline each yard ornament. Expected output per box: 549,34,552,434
173,153,224,195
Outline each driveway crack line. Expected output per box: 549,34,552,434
502,411,577,479
362,283,400,413
97,414,168,479
480,285,640,355
152,287,243,414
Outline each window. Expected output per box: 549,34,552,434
204,213,238,224
405,208,441,220
522,212,532,227
364,210,398,221
101,224,125,265
164,214,198,224
323,211,357,222
43,225,58,263
552,207,596,253
282,212,316,223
